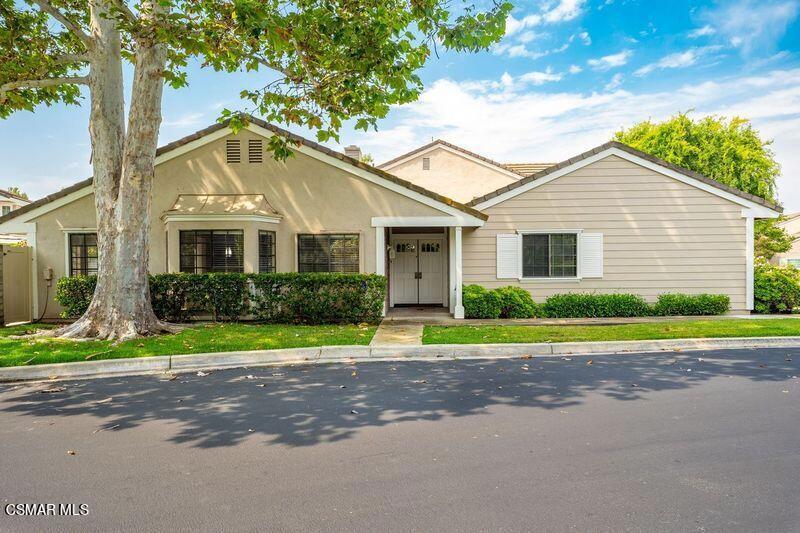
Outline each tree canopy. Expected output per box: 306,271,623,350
615,113,789,259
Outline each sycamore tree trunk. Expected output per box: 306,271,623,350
57,0,177,341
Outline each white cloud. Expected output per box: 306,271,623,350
688,25,716,38
701,0,799,56
605,73,624,91
519,68,564,86
542,0,587,23
577,31,592,45
352,68,800,209
505,0,586,36
569,64,583,74
587,50,632,70
635,50,698,76
162,112,206,128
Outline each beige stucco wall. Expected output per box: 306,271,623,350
384,146,519,204
462,155,750,311
30,129,447,318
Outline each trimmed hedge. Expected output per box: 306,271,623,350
461,286,731,319
542,293,652,318
463,284,501,319
754,262,800,314
652,293,730,316
56,273,387,324
495,286,538,319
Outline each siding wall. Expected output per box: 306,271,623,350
0,245,4,325
463,155,749,311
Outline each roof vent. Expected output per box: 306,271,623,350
344,145,362,161
226,139,241,163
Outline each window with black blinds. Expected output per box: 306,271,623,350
258,230,276,273
226,139,241,163
69,233,98,276
180,230,244,273
298,234,359,272
522,233,577,278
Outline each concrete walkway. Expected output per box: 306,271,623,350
369,322,423,346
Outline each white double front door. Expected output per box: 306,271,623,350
390,236,445,306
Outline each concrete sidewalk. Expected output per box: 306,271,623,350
3,336,800,383
369,323,423,346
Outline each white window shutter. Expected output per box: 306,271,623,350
496,233,521,279
580,233,603,278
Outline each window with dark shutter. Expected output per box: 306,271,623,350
69,233,99,276
258,230,276,273
226,139,241,163
248,139,263,163
180,230,244,273
297,234,359,272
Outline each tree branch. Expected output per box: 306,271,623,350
31,0,93,47
53,53,90,65
0,76,90,102
107,0,137,26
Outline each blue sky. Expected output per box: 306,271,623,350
2,0,800,209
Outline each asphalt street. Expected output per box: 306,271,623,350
0,348,798,532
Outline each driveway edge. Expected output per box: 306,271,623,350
2,336,800,382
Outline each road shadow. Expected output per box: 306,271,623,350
1,348,796,449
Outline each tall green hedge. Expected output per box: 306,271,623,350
56,273,387,324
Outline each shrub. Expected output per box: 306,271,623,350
462,284,501,319
250,272,386,324
652,293,730,316
542,293,651,318
55,276,97,318
495,286,537,318
754,262,800,314
55,272,386,324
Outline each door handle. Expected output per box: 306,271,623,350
415,271,422,279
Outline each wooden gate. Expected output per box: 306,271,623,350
2,245,31,325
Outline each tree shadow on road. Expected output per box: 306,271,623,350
1,348,796,448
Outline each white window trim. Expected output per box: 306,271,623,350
62,228,98,277
517,229,583,282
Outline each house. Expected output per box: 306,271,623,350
0,189,30,244
771,213,800,267
0,118,781,321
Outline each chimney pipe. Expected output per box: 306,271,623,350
344,145,362,161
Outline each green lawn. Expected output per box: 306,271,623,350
423,319,800,344
0,323,376,367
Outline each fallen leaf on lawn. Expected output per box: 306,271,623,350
196,371,211,377
40,387,66,394
136,343,144,348
94,397,113,405
67,450,76,456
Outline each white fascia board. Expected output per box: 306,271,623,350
379,142,523,182
474,147,782,217
371,216,483,228
2,186,93,226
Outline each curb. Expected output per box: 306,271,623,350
2,336,800,383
